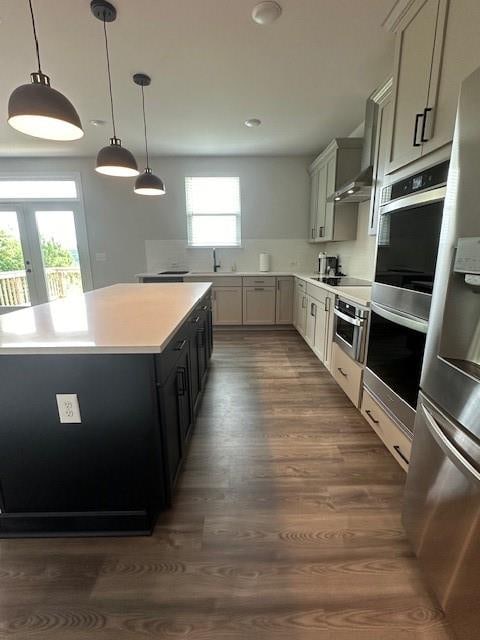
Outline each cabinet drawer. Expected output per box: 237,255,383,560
306,282,329,304
185,275,242,287
361,389,412,472
242,276,275,287
331,342,362,407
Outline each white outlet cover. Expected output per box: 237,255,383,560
56,394,81,424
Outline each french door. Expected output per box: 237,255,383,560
0,203,91,311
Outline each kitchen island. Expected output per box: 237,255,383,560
0,283,212,537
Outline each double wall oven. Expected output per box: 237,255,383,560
364,161,449,434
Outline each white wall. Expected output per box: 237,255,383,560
0,155,316,287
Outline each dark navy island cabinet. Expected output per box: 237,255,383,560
0,292,212,537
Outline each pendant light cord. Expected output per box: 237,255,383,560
102,13,117,138
140,85,150,168
28,0,42,73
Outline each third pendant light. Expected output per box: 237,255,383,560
91,0,138,177
133,74,166,196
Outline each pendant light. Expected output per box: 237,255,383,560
8,0,84,141
91,0,138,177
133,74,166,196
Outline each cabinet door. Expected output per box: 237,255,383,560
421,0,479,157
313,297,327,362
315,162,328,240
275,277,294,324
295,291,308,336
243,287,276,325
212,287,242,325
369,81,393,235
196,318,208,388
305,297,317,348
309,169,319,240
387,0,440,173
322,154,337,241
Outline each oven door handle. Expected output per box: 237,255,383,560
379,186,446,214
371,302,428,334
334,308,363,327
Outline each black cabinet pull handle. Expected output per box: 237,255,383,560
191,316,200,324
393,445,409,465
337,367,348,378
176,367,186,396
202,305,208,311
365,409,379,425
413,112,423,147
420,107,432,143
175,339,187,351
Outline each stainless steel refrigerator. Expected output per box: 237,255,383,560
403,66,480,640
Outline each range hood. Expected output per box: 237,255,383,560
328,95,378,204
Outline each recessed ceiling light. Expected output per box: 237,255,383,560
90,119,106,127
252,1,282,25
245,118,261,128
347,189,355,194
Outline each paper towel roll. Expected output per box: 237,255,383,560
259,252,270,272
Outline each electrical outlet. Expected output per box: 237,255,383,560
56,394,81,424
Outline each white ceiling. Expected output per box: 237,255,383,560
0,0,395,158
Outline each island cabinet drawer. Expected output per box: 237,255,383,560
155,325,191,386
331,342,362,407
361,389,412,472
242,276,275,287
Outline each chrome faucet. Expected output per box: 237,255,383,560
213,248,221,272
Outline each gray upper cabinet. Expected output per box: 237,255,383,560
308,139,362,243
386,0,447,174
368,79,393,235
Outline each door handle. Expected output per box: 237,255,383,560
254,287,265,291
420,107,432,142
337,367,348,378
176,367,186,396
413,112,423,147
365,409,379,425
393,445,409,465
319,226,324,237
175,339,187,351
191,316,200,324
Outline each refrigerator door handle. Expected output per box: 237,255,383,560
421,403,480,485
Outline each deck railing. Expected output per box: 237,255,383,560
0,268,82,306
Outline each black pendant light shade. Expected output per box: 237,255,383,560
133,73,166,196
92,0,138,177
96,136,139,177
8,2,83,141
135,168,166,195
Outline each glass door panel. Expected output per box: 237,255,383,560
0,208,36,309
34,210,84,301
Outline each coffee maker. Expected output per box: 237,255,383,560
318,253,339,276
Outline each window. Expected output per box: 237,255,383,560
185,177,241,247
0,179,77,200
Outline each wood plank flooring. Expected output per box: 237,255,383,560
0,331,454,639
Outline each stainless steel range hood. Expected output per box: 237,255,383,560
328,95,378,204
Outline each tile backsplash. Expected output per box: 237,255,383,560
145,239,320,273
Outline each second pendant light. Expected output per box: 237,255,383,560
133,74,166,196
91,0,138,177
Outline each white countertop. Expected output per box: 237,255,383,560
136,271,372,305
0,283,211,355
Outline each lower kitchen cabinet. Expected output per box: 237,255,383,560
212,286,242,325
275,276,294,324
243,286,276,325
306,284,333,369
331,342,363,408
361,388,411,472
294,278,308,335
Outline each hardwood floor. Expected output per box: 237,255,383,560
0,330,454,639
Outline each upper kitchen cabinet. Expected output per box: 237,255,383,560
368,78,393,235
386,0,480,174
308,139,362,243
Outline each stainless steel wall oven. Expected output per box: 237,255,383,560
333,297,369,364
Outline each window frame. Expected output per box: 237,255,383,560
185,176,242,248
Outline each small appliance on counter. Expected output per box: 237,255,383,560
317,253,340,276
259,252,271,272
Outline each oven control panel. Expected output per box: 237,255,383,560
381,160,449,204
454,237,480,274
